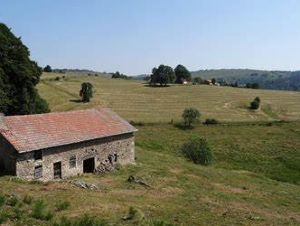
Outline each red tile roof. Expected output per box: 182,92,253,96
0,108,137,153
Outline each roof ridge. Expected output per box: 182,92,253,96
3,108,106,119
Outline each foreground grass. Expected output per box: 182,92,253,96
38,73,300,122
0,122,299,225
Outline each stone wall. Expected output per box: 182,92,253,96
0,135,17,174
15,133,135,181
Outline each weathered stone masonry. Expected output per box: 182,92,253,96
15,133,135,180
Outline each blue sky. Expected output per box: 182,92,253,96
1,0,300,75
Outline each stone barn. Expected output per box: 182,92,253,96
0,108,137,180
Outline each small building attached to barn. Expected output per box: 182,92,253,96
0,108,137,181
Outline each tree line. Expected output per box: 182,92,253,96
150,64,191,86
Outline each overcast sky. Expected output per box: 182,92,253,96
1,0,300,75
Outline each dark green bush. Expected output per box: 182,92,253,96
250,97,261,110
129,121,145,126
0,195,5,207
181,136,213,165
204,118,219,125
79,82,93,102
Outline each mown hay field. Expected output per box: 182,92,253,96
38,73,300,123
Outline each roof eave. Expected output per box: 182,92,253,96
16,129,138,154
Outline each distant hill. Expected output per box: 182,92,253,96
52,68,112,77
55,68,300,91
191,69,300,91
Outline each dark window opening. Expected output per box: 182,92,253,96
69,155,76,168
34,150,43,160
34,165,43,179
83,158,95,173
108,154,113,164
53,162,62,179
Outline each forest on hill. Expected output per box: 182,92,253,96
191,69,300,91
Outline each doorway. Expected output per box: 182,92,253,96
53,162,62,179
83,157,95,173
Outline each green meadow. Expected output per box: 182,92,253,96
0,73,299,225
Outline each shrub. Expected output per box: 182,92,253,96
12,206,22,220
74,214,108,226
250,97,261,110
44,211,54,221
6,194,19,206
0,211,8,224
181,136,213,165
129,121,145,126
79,82,93,102
31,199,45,219
0,195,5,207
31,199,53,221
123,207,145,222
145,219,174,226
182,108,201,128
44,65,52,72
55,201,70,211
23,194,33,205
204,118,219,125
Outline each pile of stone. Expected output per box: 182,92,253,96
127,175,151,188
73,180,98,190
95,162,115,173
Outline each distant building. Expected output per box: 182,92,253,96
182,79,189,85
0,109,137,181
204,80,213,85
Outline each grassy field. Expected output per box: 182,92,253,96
0,122,299,225
38,73,300,123
0,72,299,225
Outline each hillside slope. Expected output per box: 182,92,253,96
0,73,298,225
191,69,300,91
38,73,300,123
0,121,299,225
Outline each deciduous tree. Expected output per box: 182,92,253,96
182,108,201,127
43,65,52,72
175,64,191,84
150,65,175,86
0,23,49,115
80,82,93,102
